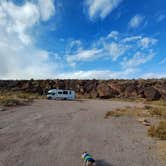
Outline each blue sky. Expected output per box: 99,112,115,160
0,0,166,79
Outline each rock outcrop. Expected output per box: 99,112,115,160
143,87,161,100
0,79,166,100
97,83,119,98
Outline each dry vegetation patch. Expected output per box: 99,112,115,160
149,107,166,118
148,121,166,140
105,101,166,141
156,141,166,163
105,104,166,119
145,100,166,107
104,107,150,119
0,92,41,107
105,100,166,164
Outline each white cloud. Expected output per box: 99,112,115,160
104,42,129,61
0,0,159,80
141,73,166,79
0,37,57,79
121,51,155,68
57,68,135,79
70,40,82,48
129,14,144,28
107,30,119,40
85,0,123,20
66,31,157,69
67,48,102,66
139,37,157,49
38,0,55,21
0,1,40,45
66,32,130,65
159,58,166,64
0,0,55,45
122,36,157,49
122,36,142,43
0,0,57,79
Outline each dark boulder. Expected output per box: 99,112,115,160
143,87,161,100
124,85,137,97
97,83,119,99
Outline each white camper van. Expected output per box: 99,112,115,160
47,89,75,100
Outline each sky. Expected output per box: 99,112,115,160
0,0,166,79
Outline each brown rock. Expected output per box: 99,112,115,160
0,79,166,100
138,118,151,126
97,83,119,99
143,87,161,100
125,85,137,97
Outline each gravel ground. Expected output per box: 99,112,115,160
0,99,164,166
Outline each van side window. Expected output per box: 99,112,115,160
63,91,68,94
69,91,71,94
52,93,55,95
58,91,62,94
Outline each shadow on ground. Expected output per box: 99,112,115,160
96,160,114,166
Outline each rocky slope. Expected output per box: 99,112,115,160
0,79,166,100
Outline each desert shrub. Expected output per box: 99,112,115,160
15,92,42,99
0,98,22,106
144,105,153,110
148,121,166,140
17,93,32,99
105,107,151,119
0,91,43,100
104,111,122,118
0,91,44,107
156,141,166,162
145,100,166,107
149,107,166,118
0,96,33,107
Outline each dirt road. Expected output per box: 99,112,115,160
0,100,164,166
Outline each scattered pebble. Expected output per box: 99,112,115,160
138,118,151,126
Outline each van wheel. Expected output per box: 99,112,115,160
64,98,67,100
48,97,52,100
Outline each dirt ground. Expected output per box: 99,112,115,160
0,99,164,166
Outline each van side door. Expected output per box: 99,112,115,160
63,90,68,100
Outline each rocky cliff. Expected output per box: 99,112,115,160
0,79,166,100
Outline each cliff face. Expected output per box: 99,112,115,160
0,79,166,100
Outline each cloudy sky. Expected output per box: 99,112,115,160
0,0,166,79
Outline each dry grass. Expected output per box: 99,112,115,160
104,107,150,119
145,100,166,107
0,92,40,107
104,110,122,118
148,121,166,140
105,102,166,140
0,98,32,107
156,141,166,163
104,103,166,166
110,97,145,103
149,107,166,118
105,104,166,119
